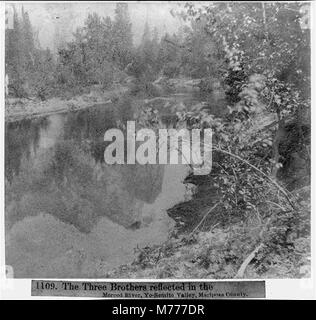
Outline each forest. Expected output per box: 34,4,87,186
5,2,311,279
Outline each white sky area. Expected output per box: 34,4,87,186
8,2,187,50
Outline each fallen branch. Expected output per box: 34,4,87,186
234,243,264,278
260,114,293,132
188,202,221,237
144,97,172,104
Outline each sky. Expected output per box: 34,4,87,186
7,2,186,51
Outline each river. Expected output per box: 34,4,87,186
5,92,211,278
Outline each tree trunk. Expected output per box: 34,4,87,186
271,112,285,178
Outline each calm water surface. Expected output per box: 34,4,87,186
5,97,196,277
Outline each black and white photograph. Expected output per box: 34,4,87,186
1,1,315,300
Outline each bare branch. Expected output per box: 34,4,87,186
235,243,264,278
188,202,221,237
212,145,297,209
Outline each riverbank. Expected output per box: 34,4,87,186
4,77,216,123
105,210,311,279
5,77,311,280
5,85,128,123
105,95,311,280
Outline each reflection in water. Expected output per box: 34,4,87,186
5,101,191,277
5,117,49,181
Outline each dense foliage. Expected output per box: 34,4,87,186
5,3,311,278
168,2,310,277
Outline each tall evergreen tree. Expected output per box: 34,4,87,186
21,7,35,74
6,7,25,96
112,3,133,68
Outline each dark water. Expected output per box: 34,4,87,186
5,88,227,277
5,99,194,277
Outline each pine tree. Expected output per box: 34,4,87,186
21,7,35,74
140,21,153,67
6,7,25,97
112,3,133,68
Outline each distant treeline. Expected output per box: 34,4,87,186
5,3,310,102
5,6,55,99
5,3,228,100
